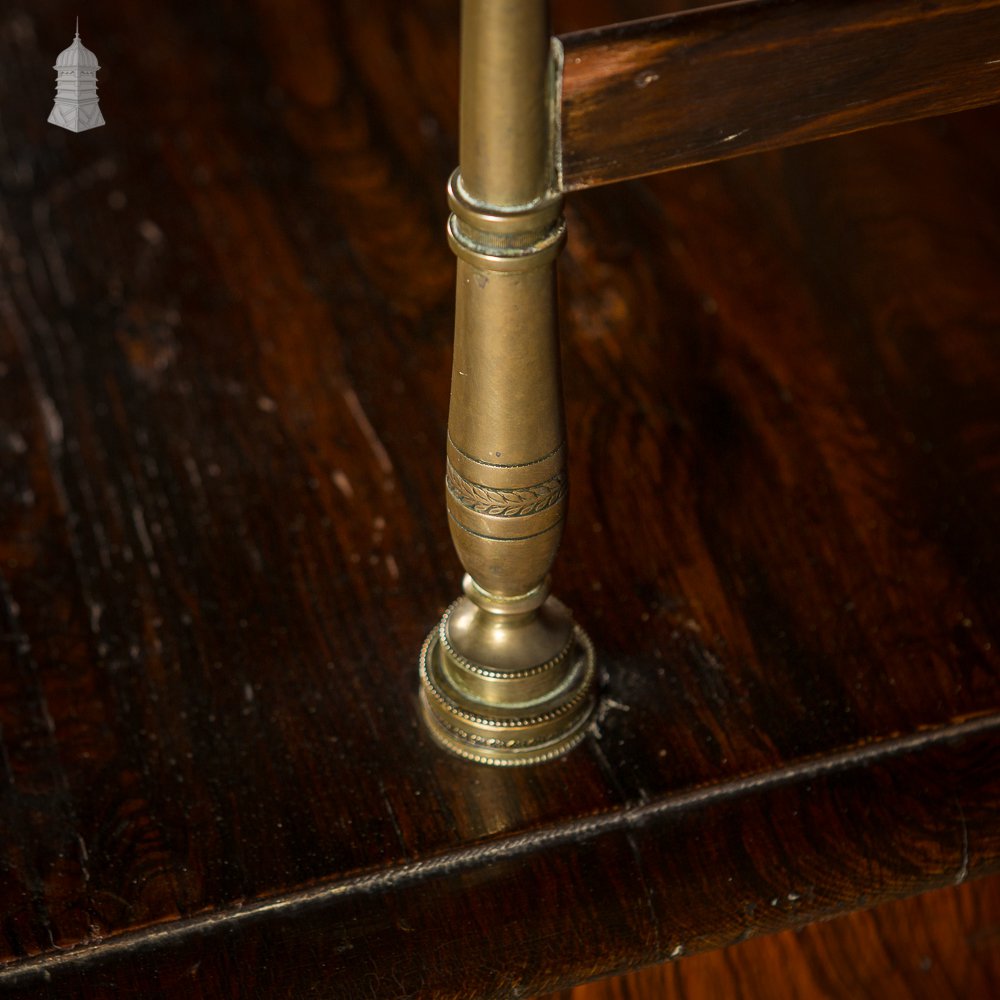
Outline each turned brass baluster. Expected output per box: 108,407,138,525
419,0,597,765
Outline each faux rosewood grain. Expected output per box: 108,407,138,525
560,0,1000,189
539,875,1000,1000
3,0,1000,996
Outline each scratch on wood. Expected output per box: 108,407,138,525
625,829,662,956
341,385,394,477
76,834,90,884
385,554,399,581
956,800,969,885
31,200,75,307
38,698,55,736
131,505,161,579
593,697,630,733
332,469,355,499
183,456,203,490
378,776,407,853
38,396,63,448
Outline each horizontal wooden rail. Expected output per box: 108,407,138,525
559,0,1000,190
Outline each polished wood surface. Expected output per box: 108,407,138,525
539,874,1000,1000
561,0,1000,189
0,1,998,997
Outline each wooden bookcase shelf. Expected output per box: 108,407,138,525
1,2,997,997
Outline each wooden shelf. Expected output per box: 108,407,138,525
1,2,998,997
541,875,1000,999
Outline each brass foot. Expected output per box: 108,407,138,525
420,578,596,766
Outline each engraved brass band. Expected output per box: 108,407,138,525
446,453,566,544
419,0,597,766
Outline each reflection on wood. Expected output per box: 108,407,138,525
538,875,1000,999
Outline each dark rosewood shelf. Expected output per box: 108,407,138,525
1,2,998,997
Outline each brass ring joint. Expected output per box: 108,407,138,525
447,215,566,271
448,169,562,235
447,168,566,269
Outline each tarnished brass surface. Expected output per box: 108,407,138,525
420,0,596,765
420,583,596,766
458,0,550,207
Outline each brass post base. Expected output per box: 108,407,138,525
421,2,598,766
419,578,596,766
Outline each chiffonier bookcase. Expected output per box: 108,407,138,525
1,1,998,997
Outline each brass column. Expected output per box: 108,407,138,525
419,0,596,765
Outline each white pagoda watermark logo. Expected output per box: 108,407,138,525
48,18,105,132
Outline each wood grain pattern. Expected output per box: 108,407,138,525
0,0,998,996
560,0,1000,189
2,728,998,998
538,874,1000,999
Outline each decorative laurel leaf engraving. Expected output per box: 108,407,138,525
446,462,566,517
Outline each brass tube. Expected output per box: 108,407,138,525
459,0,551,207
419,0,596,765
